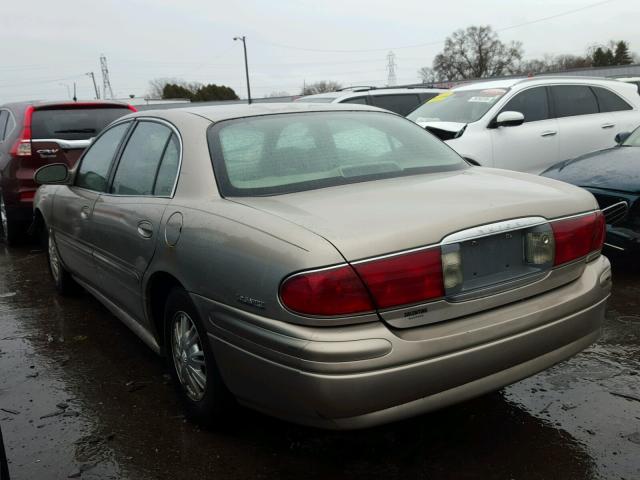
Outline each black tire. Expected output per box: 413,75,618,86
0,193,23,246
45,227,79,295
164,287,235,427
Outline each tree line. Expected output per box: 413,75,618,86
418,25,636,83
148,78,239,101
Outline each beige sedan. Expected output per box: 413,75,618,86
33,103,611,429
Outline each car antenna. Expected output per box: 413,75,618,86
73,82,77,102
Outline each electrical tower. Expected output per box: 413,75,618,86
100,54,114,100
386,51,397,87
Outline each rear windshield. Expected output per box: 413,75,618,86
407,89,508,124
32,107,132,140
208,111,466,196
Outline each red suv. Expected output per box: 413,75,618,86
0,101,136,244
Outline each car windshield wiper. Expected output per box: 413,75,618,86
54,128,96,134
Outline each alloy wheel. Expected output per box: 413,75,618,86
48,231,61,284
171,311,207,402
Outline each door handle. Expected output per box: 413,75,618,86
601,123,615,129
137,221,153,239
540,130,557,137
80,205,90,220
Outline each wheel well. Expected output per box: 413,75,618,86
146,272,184,354
31,209,46,244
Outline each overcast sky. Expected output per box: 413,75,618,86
1,0,638,102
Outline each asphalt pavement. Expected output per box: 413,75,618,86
0,245,638,480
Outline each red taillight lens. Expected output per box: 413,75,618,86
9,105,34,158
19,191,35,202
280,265,374,316
551,211,605,266
353,247,444,309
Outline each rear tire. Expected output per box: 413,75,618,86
0,192,23,246
46,227,79,295
164,287,235,427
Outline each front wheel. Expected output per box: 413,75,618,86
164,288,235,427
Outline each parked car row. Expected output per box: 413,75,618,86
0,100,136,244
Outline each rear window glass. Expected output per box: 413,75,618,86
551,86,598,117
31,107,131,141
208,111,465,197
371,94,421,115
592,87,632,112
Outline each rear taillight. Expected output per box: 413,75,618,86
280,265,374,316
128,105,138,112
551,211,605,266
353,247,444,309
9,105,34,158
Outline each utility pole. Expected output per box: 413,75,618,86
233,36,252,104
386,51,397,87
86,72,100,99
73,82,77,102
100,54,114,100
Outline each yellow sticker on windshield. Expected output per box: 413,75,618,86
426,92,453,103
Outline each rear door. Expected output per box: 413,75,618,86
592,86,637,141
53,121,132,284
550,85,612,160
91,119,181,323
490,86,559,173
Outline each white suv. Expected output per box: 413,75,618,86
296,87,444,116
407,77,640,174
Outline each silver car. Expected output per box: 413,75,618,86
33,103,611,429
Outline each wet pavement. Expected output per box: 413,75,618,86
0,245,638,480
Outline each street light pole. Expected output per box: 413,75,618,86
233,36,252,104
86,72,100,99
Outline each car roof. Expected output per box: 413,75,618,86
453,76,637,92
298,87,444,102
135,102,387,123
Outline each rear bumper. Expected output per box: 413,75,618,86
193,255,611,429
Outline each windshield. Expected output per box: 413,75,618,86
294,96,338,103
623,126,640,146
406,88,508,124
208,111,466,196
32,107,132,140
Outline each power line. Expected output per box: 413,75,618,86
255,0,618,53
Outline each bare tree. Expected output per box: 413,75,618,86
425,25,523,81
417,67,441,83
301,81,342,95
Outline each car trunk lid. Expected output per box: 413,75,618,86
233,168,597,262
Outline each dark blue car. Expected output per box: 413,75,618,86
542,127,640,256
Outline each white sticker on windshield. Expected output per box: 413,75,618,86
468,96,499,103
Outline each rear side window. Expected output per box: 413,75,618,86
340,96,368,105
31,107,131,141
76,122,130,192
551,86,599,117
153,134,181,196
371,94,421,115
500,87,549,122
111,121,173,196
592,87,632,112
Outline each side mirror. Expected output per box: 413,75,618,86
615,131,631,145
34,163,70,185
495,111,525,127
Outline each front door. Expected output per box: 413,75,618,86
490,86,560,174
91,120,181,323
52,121,132,285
